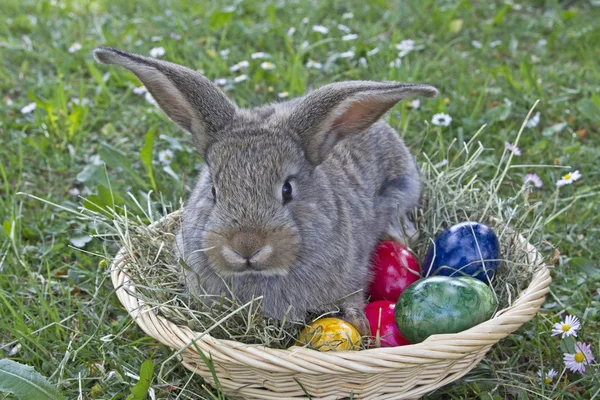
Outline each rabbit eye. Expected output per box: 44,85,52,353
211,186,217,202
282,180,293,203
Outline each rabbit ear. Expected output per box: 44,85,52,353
93,46,236,153
288,81,438,165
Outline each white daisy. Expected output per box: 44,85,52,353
68,42,82,53
342,33,358,41
339,50,355,58
526,111,540,128
337,24,351,33
219,48,230,58
398,48,411,58
306,59,322,69
233,74,248,83
556,171,582,187
471,40,483,49
278,91,289,98
358,57,367,68
149,47,165,58
312,25,329,34
214,78,228,86
158,149,174,165
260,61,275,70
367,47,379,56
552,315,581,338
564,342,595,373
389,58,402,68
410,99,420,109
490,40,502,47
151,36,162,42
20,102,36,114
133,86,147,95
432,113,452,127
251,52,269,59
342,12,354,19
287,27,296,36
300,41,310,50
229,60,249,72
505,141,522,156
302,17,309,24
524,173,543,188
395,39,415,54
537,368,558,384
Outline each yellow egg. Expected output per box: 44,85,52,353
295,317,361,351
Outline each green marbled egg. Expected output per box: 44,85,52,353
394,276,497,343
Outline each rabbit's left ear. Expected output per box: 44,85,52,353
93,47,236,154
288,81,438,165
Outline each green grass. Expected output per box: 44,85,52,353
1,0,599,398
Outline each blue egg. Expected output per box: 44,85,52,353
422,222,500,283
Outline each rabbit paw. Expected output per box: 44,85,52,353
341,307,371,337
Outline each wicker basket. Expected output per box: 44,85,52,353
110,210,551,400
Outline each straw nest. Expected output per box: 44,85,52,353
107,129,554,399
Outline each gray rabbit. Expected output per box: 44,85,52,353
94,47,437,335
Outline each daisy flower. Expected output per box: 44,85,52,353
229,60,249,72
410,99,420,109
389,58,402,68
251,52,269,59
537,368,558,384
342,33,358,41
432,113,452,127
505,141,522,156
564,342,595,373
151,36,162,42
556,170,582,187
312,25,329,34
287,27,296,36
337,24,351,33
278,91,289,98
219,48,230,58
526,111,540,128
339,50,355,58
552,315,581,338
471,40,483,49
68,42,82,53
260,61,275,70
306,59,323,69
233,74,248,83
342,12,354,19
358,57,367,68
367,47,379,56
490,40,502,48
395,39,415,52
158,149,174,165
524,173,543,188
149,47,165,58
214,78,228,86
133,86,147,95
20,102,37,114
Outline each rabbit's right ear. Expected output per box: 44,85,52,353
288,81,438,165
93,47,236,154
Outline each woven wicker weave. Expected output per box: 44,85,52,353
110,210,551,400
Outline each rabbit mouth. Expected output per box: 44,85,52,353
204,228,300,276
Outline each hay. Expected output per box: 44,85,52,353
88,124,558,350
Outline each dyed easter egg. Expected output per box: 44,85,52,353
365,300,410,347
394,276,497,343
368,241,421,302
422,222,500,282
456,276,498,317
296,318,361,351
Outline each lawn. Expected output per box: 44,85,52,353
1,0,599,398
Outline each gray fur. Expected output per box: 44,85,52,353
94,47,438,334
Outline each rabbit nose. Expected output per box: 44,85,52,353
222,231,272,265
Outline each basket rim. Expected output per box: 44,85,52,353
110,209,552,371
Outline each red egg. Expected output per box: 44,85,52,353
365,300,410,347
368,241,420,302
